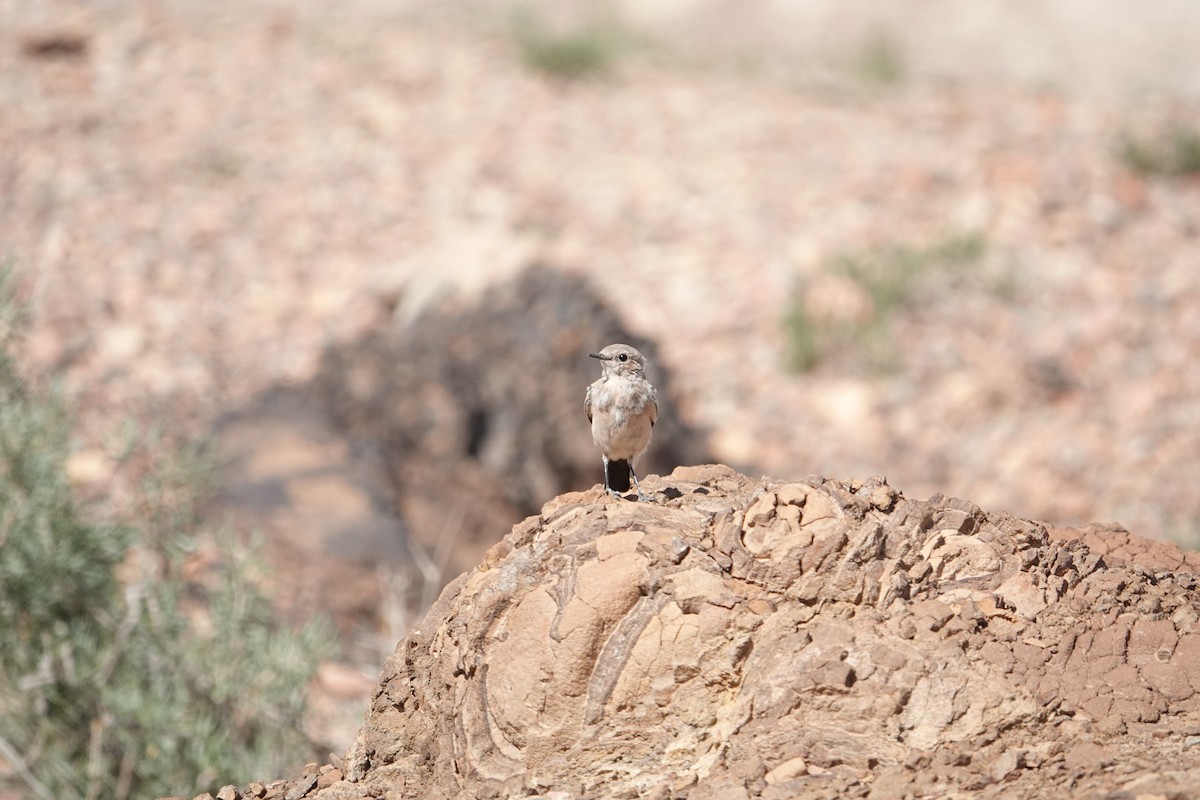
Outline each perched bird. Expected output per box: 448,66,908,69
584,344,658,501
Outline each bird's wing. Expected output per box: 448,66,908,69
649,386,658,427
585,382,594,424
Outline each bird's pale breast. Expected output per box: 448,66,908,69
589,376,655,461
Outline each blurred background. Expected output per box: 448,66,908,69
2,0,1199,796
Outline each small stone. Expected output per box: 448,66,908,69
19,27,89,59
668,536,690,564
866,767,912,800
246,784,267,799
764,756,808,785
869,484,897,511
1065,742,1112,771
216,787,240,800
284,774,318,800
1096,714,1127,736
743,492,777,528
910,599,955,627
747,599,775,616
672,773,698,792
936,749,970,766
908,561,933,582
99,323,145,361
317,768,343,789
775,483,810,507
66,448,115,487
990,749,1025,781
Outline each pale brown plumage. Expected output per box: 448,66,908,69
585,344,658,500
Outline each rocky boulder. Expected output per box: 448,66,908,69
251,465,1200,799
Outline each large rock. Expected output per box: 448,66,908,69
262,466,1200,799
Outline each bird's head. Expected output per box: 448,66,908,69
589,343,647,378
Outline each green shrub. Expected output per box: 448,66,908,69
1119,124,1200,177
511,11,629,80
0,277,331,800
785,232,987,373
851,30,906,87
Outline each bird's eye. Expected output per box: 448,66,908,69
618,353,628,362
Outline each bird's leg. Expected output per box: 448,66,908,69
602,456,623,500
629,463,653,503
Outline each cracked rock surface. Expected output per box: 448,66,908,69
259,465,1200,799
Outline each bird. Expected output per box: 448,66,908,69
584,343,658,501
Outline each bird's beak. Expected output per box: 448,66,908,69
588,352,608,360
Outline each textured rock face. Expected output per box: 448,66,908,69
290,466,1200,799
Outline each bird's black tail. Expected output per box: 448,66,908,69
606,459,632,493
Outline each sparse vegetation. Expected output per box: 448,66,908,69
1119,123,1200,177
0,277,332,800
785,232,987,373
511,10,633,80
850,30,906,87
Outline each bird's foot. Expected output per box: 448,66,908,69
603,487,653,502
629,473,653,502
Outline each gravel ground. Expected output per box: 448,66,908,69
4,0,1198,542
